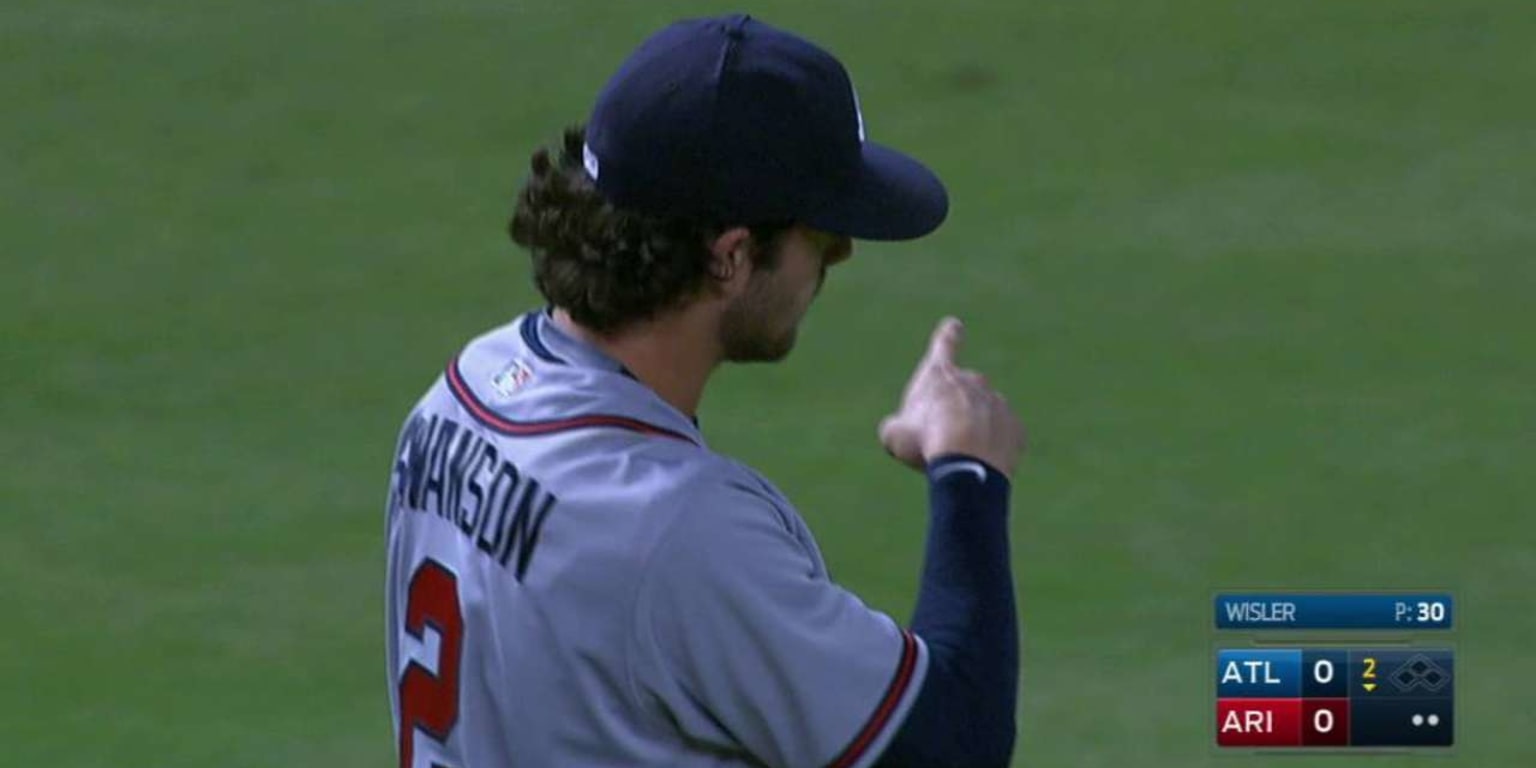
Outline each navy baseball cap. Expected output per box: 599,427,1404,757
582,14,948,241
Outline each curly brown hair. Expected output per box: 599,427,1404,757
509,126,791,334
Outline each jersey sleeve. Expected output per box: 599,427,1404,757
630,482,928,768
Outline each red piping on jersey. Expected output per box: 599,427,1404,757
827,629,920,768
444,357,697,445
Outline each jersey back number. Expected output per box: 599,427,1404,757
398,560,464,768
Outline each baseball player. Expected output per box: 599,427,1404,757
386,14,1023,768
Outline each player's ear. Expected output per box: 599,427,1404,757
705,227,753,295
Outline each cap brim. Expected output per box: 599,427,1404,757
804,142,949,241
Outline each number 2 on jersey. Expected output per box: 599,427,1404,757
399,560,464,768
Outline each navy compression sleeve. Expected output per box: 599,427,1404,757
874,454,1018,768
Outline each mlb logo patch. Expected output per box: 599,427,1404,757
490,359,534,399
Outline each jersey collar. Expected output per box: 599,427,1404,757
527,307,641,381
522,308,704,434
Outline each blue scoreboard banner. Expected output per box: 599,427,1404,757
1214,592,1454,630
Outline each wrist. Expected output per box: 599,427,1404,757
926,453,1008,482
925,455,1013,492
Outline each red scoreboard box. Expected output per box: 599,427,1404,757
1215,698,1302,747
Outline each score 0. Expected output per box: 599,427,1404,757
1301,650,1351,746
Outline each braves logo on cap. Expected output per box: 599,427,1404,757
851,80,866,143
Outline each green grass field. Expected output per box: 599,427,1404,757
5,1,1533,765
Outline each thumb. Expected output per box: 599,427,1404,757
879,413,923,464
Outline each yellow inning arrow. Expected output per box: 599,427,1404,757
1363,683,1377,692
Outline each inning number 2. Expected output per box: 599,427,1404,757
399,561,464,768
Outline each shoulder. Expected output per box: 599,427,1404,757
642,453,800,542
625,454,829,616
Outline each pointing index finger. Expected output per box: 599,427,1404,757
924,316,964,368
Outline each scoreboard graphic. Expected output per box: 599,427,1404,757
1213,592,1455,751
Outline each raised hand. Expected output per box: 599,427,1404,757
878,317,1026,479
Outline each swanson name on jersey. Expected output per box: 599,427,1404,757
391,413,558,582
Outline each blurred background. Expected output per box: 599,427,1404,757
4,1,1532,766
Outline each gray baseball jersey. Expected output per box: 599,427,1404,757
385,310,929,768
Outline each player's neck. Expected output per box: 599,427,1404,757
550,308,717,418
